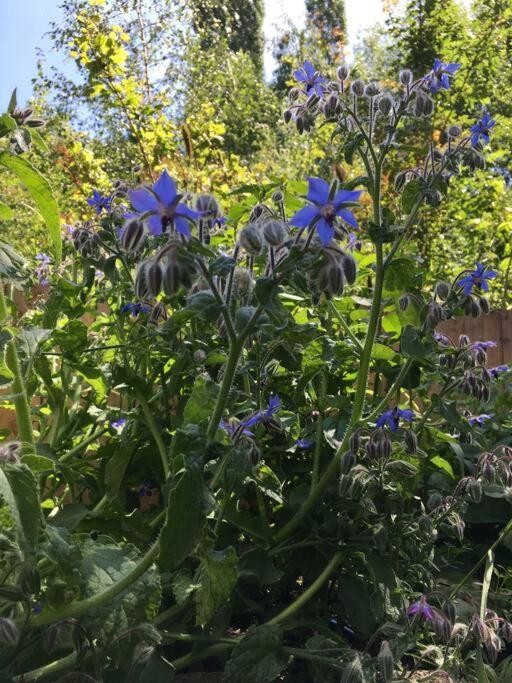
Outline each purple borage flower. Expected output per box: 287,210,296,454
35,252,51,286
128,170,200,238
87,190,112,214
471,341,497,352
458,262,497,295
296,438,314,449
434,332,452,346
468,413,493,427
110,417,126,430
407,596,434,621
470,110,496,147
376,406,415,432
220,396,281,439
489,365,509,379
121,302,151,316
293,60,326,96
425,59,460,95
290,177,362,247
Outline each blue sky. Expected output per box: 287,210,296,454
0,0,469,107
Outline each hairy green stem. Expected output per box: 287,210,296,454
59,426,108,463
135,389,169,478
0,284,36,455
328,300,362,353
310,369,327,494
13,651,78,682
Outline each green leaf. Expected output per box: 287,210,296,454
195,545,237,626
0,462,42,562
7,88,17,113
0,201,14,220
430,456,455,479
158,465,205,572
21,454,55,474
183,375,220,426
400,325,433,359
53,319,88,356
0,114,16,138
401,178,424,214
224,624,287,683
0,151,61,262
371,342,397,361
18,327,51,363
78,538,161,651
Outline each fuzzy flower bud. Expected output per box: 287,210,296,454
162,260,182,296
364,81,380,98
323,92,340,118
146,261,163,297
340,253,357,285
448,124,462,138
231,269,253,300
238,223,263,255
0,618,19,647
122,219,145,252
435,281,450,300
135,262,150,300
195,193,220,219
399,69,413,86
262,219,286,247
350,79,365,98
378,93,394,117
337,65,349,81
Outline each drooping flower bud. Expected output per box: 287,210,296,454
272,190,284,203
364,82,380,98
162,260,182,296
349,430,361,456
135,262,150,299
398,294,411,311
231,269,253,300
340,253,357,285
350,79,365,98
404,430,417,455
385,460,418,477
448,124,462,139
378,93,394,117
195,193,221,219
341,450,356,474
427,492,443,510
262,219,286,247
337,65,349,81
399,69,413,86
370,428,392,459
238,223,263,255
146,261,163,297
435,281,450,300
377,641,394,682
467,477,483,504
442,599,456,625
322,92,340,119
122,219,145,252
283,109,292,124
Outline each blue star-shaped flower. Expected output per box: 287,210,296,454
128,170,200,238
468,413,493,427
489,365,509,379
293,61,326,96
290,177,362,247
121,302,151,316
470,110,496,147
244,395,281,428
470,341,497,352
426,59,460,95
407,597,434,621
376,406,415,432
87,190,112,214
458,262,497,295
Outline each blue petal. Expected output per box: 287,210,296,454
153,170,177,205
147,214,162,235
294,70,307,82
316,219,334,246
290,204,319,228
176,203,201,220
306,177,330,204
333,189,362,205
175,217,191,238
376,414,387,428
130,188,159,213
440,74,450,89
336,208,358,229
445,63,461,74
303,60,315,77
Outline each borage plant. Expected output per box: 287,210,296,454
0,60,511,682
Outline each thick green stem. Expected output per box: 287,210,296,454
59,426,108,463
274,244,385,544
0,285,36,455
207,340,243,443
13,651,78,682
310,369,327,494
135,390,169,478
29,542,159,627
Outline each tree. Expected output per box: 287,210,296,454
189,0,265,73
305,0,346,64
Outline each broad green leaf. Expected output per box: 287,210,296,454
0,201,14,220
195,545,237,625
7,88,17,113
0,114,16,138
18,327,51,363
21,454,55,473
224,624,287,683
183,374,219,426
430,456,455,479
138,650,176,682
0,151,61,262
400,325,433,359
158,465,205,571
171,569,200,605
401,178,423,214
0,462,42,562
53,319,88,356
78,538,161,653
371,342,397,361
